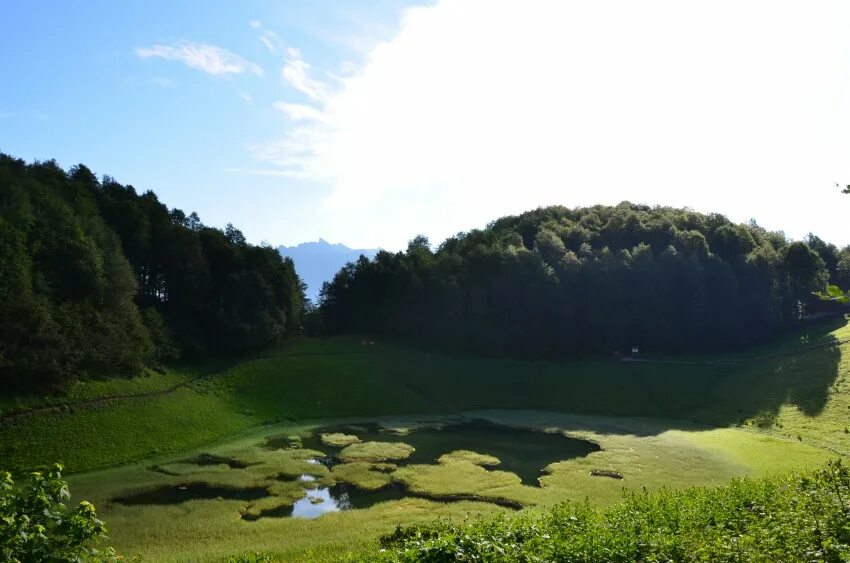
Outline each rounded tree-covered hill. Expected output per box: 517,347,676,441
320,203,845,356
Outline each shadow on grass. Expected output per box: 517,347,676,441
232,318,848,438
675,317,845,427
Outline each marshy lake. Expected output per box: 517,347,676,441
113,418,601,519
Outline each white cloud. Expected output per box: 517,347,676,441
254,0,850,249
274,101,325,122
281,48,330,102
239,92,254,104
136,40,264,77
249,20,262,29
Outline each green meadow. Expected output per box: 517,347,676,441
1,317,849,560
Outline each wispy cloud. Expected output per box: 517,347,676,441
224,166,302,177
273,101,325,122
281,48,329,102
259,35,276,54
239,92,254,104
258,32,286,55
136,40,263,77
249,19,282,55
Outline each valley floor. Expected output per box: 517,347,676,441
68,411,831,561
1,317,849,560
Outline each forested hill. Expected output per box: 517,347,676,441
0,154,305,391
320,203,848,356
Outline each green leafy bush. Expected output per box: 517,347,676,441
370,460,850,562
0,464,115,562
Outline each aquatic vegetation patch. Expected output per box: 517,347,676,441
338,441,416,463
291,419,601,485
117,444,337,516
331,462,396,491
320,432,361,447
437,450,500,467
240,496,302,521
263,434,306,450
393,460,538,507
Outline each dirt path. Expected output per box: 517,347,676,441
0,350,376,423
0,371,224,422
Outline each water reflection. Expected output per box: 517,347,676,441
113,483,270,505
290,486,340,518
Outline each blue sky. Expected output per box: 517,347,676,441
0,0,416,246
2,1,849,250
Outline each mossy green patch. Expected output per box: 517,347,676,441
331,462,395,491
240,495,299,520
438,450,501,467
320,433,360,447
393,460,537,507
337,441,415,463
262,480,311,505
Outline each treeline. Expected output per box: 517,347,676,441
0,154,305,390
320,203,846,356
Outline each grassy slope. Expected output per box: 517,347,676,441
1,319,849,474
2,319,848,474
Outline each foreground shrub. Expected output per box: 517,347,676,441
370,460,850,562
0,464,115,562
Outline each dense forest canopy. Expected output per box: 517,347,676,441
0,153,305,391
320,203,848,356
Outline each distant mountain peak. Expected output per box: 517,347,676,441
278,239,379,301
